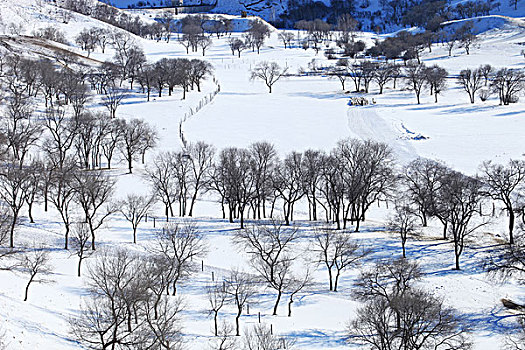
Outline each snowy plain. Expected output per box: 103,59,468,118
0,1,524,349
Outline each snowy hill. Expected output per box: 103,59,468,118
100,0,525,29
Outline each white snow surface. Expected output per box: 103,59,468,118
0,1,525,349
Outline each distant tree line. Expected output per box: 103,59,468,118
275,0,504,32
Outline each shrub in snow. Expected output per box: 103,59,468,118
479,88,491,101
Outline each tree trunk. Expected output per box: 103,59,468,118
24,275,34,301
328,267,333,291
288,295,294,317
235,310,241,336
509,210,515,245
64,224,70,250
214,312,219,336
10,217,16,248
272,290,282,315
333,271,341,292
28,202,34,223
127,152,133,174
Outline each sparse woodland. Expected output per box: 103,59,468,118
0,0,524,349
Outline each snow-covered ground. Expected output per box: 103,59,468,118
0,1,525,349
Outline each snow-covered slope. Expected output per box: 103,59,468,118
102,0,525,27
0,0,525,349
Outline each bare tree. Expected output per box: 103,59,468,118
335,139,396,232
235,221,299,314
403,158,449,231
249,141,278,220
278,32,294,49
101,83,126,118
273,152,305,226
227,38,246,58
424,65,448,103
197,35,213,56
42,108,78,170
0,207,18,268
154,222,208,295
388,200,418,258
48,158,78,249
158,11,174,42
505,316,525,350
243,323,295,350
142,263,184,350
300,150,325,222
72,170,116,250
119,118,156,173
187,141,215,217
481,160,525,245
348,289,472,350
457,68,483,103
437,170,485,270
19,247,53,301
224,270,257,336
286,267,312,317
247,19,271,54
328,62,350,91
479,64,493,86
74,112,97,169
146,152,179,220
118,193,155,243
189,59,213,93
313,226,368,291
210,322,237,350
207,282,229,337
213,147,256,228
22,160,43,223
250,62,288,93
353,258,423,306
374,63,397,94
359,61,378,93
101,118,124,169
70,247,182,349
75,28,98,56
445,32,457,56
69,223,93,277
0,164,30,248
404,62,427,104
491,68,525,105
456,22,477,55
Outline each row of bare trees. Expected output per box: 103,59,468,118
326,58,524,106
457,65,525,105
72,31,214,103
146,139,394,232
389,157,525,271
145,138,525,275
180,17,271,57
323,59,448,103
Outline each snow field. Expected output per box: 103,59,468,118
0,2,524,349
